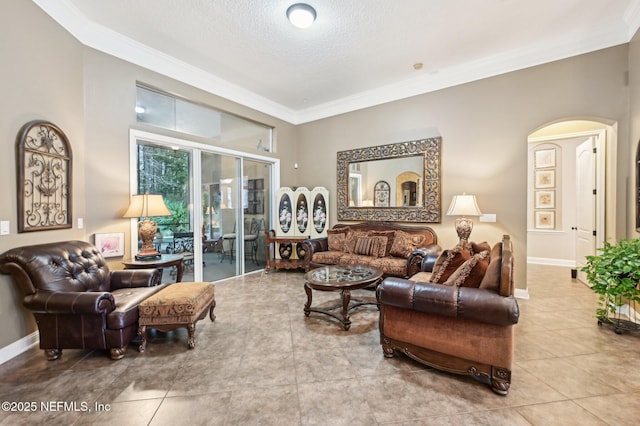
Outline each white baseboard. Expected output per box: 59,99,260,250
0,331,39,365
515,288,530,300
527,257,576,267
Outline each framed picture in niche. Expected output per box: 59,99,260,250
535,190,555,209
534,211,555,229
535,170,555,189
535,148,556,168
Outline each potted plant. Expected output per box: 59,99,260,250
581,238,640,333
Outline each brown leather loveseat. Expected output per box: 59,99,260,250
0,240,169,360
376,235,519,395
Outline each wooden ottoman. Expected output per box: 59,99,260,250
138,282,216,351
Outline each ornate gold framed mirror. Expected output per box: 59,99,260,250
337,138,441,223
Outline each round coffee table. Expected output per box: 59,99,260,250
303,264,383,330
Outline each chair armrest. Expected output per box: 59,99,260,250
23,290,115,315
377,277,519,326
406,244,442,277
301,237,328,255
300,237,328,269
109,268,163,290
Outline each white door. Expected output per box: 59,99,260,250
575,137,597,284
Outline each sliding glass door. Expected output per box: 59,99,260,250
130,130,276,282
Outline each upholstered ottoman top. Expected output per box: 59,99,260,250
139,282,215,326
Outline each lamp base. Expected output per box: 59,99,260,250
454,217,474,244
135,253,162,261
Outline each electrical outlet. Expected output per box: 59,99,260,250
0,221,9,235
479,214,496,223
77,218,84,229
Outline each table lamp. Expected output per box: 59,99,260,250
446,193,482,245
124,193,171,259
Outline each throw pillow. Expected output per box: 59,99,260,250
353,236,381,256
444,250,490,288
431,243,470,283
389,230,426,258
479,242,503,291
367,230,395,257
470,241,491,256
327,229,347,251
344,231,368,253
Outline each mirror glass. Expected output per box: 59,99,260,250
337,138,442,223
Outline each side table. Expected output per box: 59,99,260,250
265,230,309,272
122,254,185,282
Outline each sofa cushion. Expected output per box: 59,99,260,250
444,250,490,288
479,242,503,291
367,230,396,257
389,230,426,258
431,244,470,283
327,229,347,251
312,250,344,265
368,257,408,277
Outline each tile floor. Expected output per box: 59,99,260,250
0,264,638,425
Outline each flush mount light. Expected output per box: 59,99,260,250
287,3,316,29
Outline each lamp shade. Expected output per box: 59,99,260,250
123,194,171,218
446,194,482,217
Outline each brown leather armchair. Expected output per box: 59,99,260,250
377,235,519,395
0,240,169,360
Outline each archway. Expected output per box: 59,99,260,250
526,119,617,285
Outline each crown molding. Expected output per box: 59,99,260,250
34,0,640,126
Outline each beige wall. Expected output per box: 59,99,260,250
0,0,637,353
0,0,298,350
0,0,87,348
296,45,631,290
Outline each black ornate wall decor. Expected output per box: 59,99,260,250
15,120,73,232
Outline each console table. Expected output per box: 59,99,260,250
122,254,185,282
265,230,308,272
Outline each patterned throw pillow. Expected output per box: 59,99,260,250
389,230,426,258
444,250,490,288
353,236,382,256
431,244,471,283
344,231,368,253
327,229,347,251
367,230,395,257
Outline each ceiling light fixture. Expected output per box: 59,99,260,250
287,3,316,29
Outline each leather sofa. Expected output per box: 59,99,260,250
376,235,519,395
301,222,441,278
0,240,169,360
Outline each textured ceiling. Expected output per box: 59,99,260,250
35,0,640,124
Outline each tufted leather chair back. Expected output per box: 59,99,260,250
0,240,111,295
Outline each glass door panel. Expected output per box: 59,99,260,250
201,152,241,281
135,142,194,283
242,159,271,273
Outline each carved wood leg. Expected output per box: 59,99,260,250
138,324,147,352
490,367,511,395
209,300,217,322
187,323,196,349
110,347,127,360
380,336,395,358
304,282,312,316
44,349,61,360
341,289,352,330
